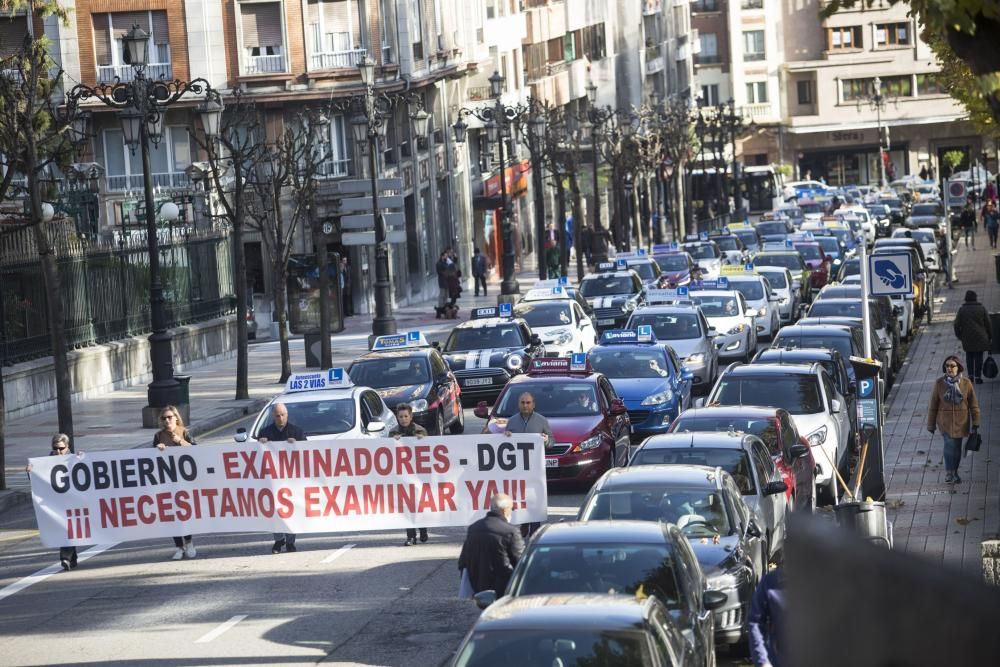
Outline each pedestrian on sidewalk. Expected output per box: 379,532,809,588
954,290,993,383
927,355,981,490
937,233,953,289
503,392,552,540
389,403,430,547
25,434,81,570
435,250,452,318
258,402,307,553
445,248,463,318
984,199,1000,249
457,493,525,595
960,200,976,249
340,257,354,317
471,247,488,297
748,562,786,667
153,406,197,560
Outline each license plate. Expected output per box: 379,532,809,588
545,458,559,468
597,318,615,326
464,377,493,387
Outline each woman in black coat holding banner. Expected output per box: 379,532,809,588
26,434,80,570
154,405,197,560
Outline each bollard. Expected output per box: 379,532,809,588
984,540,1000,585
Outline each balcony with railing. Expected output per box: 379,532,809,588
311,47,366,70
694,53,721,65
690,0,719,12
316,158,351,179
646,46,665,75
244,53,286,75
106,171,190,192
98,63,172,83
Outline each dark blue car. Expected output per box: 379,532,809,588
587,327,692,442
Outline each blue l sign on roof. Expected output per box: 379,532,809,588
868,252,913,297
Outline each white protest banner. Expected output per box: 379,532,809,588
28,435,546,547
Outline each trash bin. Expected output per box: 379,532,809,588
175,375,191,405
992,313,1000,353
303,333,323,368
834,500,891,548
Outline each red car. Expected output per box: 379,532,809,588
667,405,817,512
474,358,632,488
792,241,831,293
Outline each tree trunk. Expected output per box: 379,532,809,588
555,178,569,277
569,172,585,282
275,254,292,384
232,163,249,401
313,200,332,369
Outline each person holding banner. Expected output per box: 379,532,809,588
458,494,524,595
504,392,552,538
258,402,307,553
153,406,197,560
389,403,430,546
25,434,80,570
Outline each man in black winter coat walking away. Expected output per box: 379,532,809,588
457,494,525,595
954,290,993,383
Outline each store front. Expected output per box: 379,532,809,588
797,142,907,187
472,160,532,273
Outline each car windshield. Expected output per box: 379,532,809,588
713,237,740,251
907,230,936,243
733,230,759,247
631,447,756,495
756,222,788,236
731,280,765,301
865,205,888,216
581,275,635,297
882,198,902,208
513,302,573,328
453,629,654,667
816,237,840,254
692,294,740,317
778,208,802,220
654,254,690,271
628,261,658,280
685,244,719,260
445,325,525,352
754,254,801,271
828,228,852,245
514,543,680,608
759,271,787,289
582,487,732,537
911,204,942,217
495,383,601,418
672,416,780,454
809,301,862,318
796,244,821,260
713,375,824,414
589,348,673,378
348,358,430,388
775,332,853,362
798,202,825,214
627,312,702,341
258,399,356,437
839,259,860,278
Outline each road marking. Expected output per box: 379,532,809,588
195,615,248,643
0,530,39,544
321,543,356,564
0,543,116,603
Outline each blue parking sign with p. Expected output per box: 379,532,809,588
859,378,874,398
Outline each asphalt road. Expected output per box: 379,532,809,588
0,372,755,666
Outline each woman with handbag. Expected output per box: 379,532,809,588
927,355,981,491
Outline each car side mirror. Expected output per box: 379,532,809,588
530,334,542,346
693,397,706,408
746,520,763,539
367,421,386,434
764,480,788,496
473,590,497,610
610,398,627,415
703,589,729,611
831,399,842,413
681,368,694,381
707,327,718,337
788,443,809,459
473,401,490,419
234,428,249,443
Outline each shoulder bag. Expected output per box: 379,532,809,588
983,354,998,380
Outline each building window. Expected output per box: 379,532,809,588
546,36,562,63
842,75,912,102
486,0,495,19
741,0,764,8
93,11,172,82
563,32,576,61
827,26,862,50
307,0,364,69
697,32,719,64
240,1,285,74
700,84,719,106
796,79,813,104
101,125,193,191
319,115,350,177
916,72,946,96
690,0,719,11
524,42,546,80
581,23,606,61
743,30,765,61
874,22,910,47
746,81,768,103
411,0,424,61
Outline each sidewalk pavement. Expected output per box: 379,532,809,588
883,234,999,574
0,267,541,509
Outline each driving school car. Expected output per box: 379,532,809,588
651,243,700,287
720,266,782,341
440,304,546,405
513,288,597,357
578,261,645,332
690,279,758,362
614,249,662,289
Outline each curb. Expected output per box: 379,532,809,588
0,489,31,516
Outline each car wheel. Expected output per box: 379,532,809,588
434,409,445,436
448,403,465,434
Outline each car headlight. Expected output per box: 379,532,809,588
505,354,524,371
757,307,767,317
707,572,743,592
574,434,602,452
833,258,842,265
687,353,705,365
642,389,674,405
808,425,828,447
409,399,429,413
728,324,747,335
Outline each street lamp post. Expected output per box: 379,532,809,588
662,158,675,240
584,80,613,264
717,100,753,220
860,76,891,189
67,25,220,423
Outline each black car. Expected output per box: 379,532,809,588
348,333,464,435
578,264,645,332
451,593,698,667
796,316,892,387
440,307,545,405
753,347,855,404
865,203,893,237
578,465,767,650
486,521,724,665
771,324,866,386
815,284,901,358
879,196,906,225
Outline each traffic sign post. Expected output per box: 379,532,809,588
866,251,913,297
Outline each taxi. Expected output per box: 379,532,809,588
753,218,795,244
613,249,662,289
720,265,782,341
347,331,464,435
681,237,724,278
773,204,805,226
473,356,632,487
751,246,811,305
513,286,597,356
235,368,398,441
440,304,546,405
587,327,693,440
650,243,700,286
578,261,645,332
708,229,749,265
802,218,857,256
690,278,758,362
523,277,594,318
625,288,719,393
754,265,799,324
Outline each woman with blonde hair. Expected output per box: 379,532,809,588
153,405,197,559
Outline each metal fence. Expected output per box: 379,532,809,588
0,224,235,365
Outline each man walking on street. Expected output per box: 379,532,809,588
258,403,306,553
339,256,353,317
983,199,1000,249
435,250,451,318
472,247,488,297
457,494,525,595
504,392,552,538
954,290,993,383
960,200,976,249
389,403,430,546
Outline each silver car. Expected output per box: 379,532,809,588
755,266,798,325
626,303,720,394
723,273,782,341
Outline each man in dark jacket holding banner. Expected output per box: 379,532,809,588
457,494,525,594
